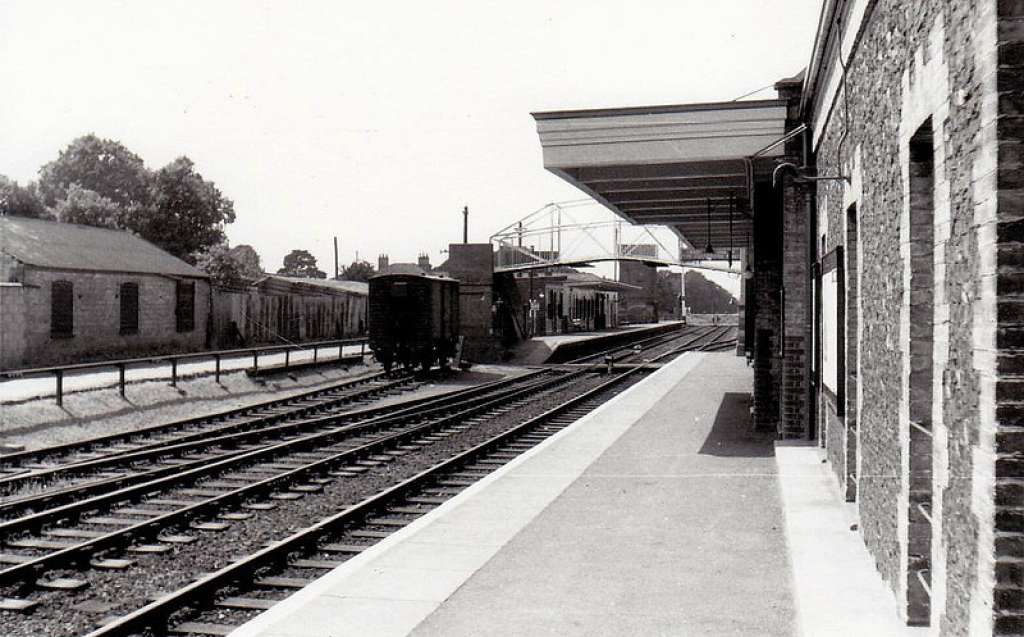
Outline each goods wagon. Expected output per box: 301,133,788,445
368,272,460,372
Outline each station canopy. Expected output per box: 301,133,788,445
532,99,789,252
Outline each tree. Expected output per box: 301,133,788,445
277,249,326,279
52,184,124,227
195,244,248,289
654,270,683,318
37,134,151,209
683,271,738,314
0,175,50,219
139,157,236,262
229,244,263,279
339,260,375,282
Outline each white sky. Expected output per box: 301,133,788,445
1,1,822,284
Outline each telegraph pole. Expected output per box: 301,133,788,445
463,206,469,243
333,236,340,279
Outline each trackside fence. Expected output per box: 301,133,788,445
0,338,368,406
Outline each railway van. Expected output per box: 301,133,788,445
368,272,460,372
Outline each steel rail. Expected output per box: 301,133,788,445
0,369,551,518
0,370,552,521
0,377,414,491
83,358,649,637
611,326,720,364
563,326,700,365
0,369,582,586
0,369,395,467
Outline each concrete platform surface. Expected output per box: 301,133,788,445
230,352,922,637
776,441,927,637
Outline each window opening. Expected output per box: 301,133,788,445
120,282,139,335
905,118,935,626
176,281,196,333
51,280,74,338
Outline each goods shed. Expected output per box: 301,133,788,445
0,216,210,369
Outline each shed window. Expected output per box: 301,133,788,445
176,281,195,333
120,282,139,335
51,280,74,338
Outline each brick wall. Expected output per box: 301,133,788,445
751,181,783,432
994,1,1024,633
16,267,210,367
444,244,499,362
781,180,810,439
812,1,1003,633
618,261,657,323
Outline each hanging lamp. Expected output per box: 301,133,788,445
727,194,734,267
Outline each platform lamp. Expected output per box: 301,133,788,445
703,198,715,255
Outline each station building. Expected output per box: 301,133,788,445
532,0,1023,633
509,269,625,336
0,216,211,369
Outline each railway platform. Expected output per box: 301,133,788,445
229,352,920,637
509,321,684,365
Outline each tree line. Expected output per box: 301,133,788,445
0,134,377,286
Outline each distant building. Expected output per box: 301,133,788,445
617,261,657,323
376,252,432,275
0,216,211,369
511,269,632,336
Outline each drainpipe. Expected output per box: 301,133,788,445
806,128,818,441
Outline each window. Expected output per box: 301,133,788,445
51,280,74,338
120,282,139,335
175,281,196,333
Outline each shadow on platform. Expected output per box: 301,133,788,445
698,391,775,458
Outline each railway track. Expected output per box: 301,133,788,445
0,329,730,636
0,369,558,523
566,324,736,367
0,370,411,482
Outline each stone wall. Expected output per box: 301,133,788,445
812,1,1003,633
15,267,210,367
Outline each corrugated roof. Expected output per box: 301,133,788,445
257,274,368,296
0,216,207,278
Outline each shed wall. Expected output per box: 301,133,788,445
15,267,210,367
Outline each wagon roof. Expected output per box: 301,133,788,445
0,216,208,278
370,270,457,283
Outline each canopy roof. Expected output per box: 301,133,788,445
533,99,789,250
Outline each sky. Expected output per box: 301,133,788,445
0,0,822,291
